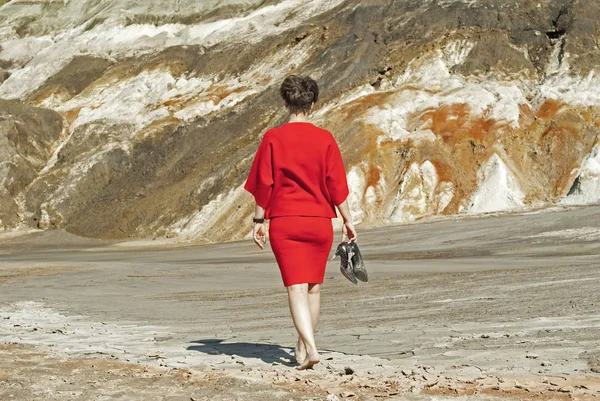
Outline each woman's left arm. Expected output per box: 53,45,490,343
253,204,267,249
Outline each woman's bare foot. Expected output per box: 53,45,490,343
296,349,320,370
294,338,307,364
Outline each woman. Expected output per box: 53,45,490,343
244,75,357,370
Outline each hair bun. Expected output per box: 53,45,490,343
280,75,319,114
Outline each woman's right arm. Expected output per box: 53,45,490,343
337,199,357,242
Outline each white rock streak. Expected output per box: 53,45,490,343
171,185,246,240
562,144,600,206
342,163,388,225
468,154,525,214
0,36,54,67
60,70,175,130
540,68,600,107
346,166,368,225
389,161,453,223
537,42,600,108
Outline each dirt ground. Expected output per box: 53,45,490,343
1,205,599,400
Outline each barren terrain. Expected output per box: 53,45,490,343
1,206,599,400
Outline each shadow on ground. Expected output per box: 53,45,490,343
188,339,295,366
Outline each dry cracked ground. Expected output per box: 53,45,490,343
1,205,600,400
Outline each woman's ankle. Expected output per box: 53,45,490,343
305,344,318,356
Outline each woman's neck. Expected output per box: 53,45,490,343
288,112,309,123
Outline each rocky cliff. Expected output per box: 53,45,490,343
1,0,600,241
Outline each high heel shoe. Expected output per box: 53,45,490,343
349,241,368,282
332,242,357,284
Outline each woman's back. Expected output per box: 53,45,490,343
245,122,348,219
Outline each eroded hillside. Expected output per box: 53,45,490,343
1,0,600,241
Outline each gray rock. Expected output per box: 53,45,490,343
0,100,63,229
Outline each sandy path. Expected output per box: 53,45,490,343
1,205,599,400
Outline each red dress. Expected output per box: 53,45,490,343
244,122,349,286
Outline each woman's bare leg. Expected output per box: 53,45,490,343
295,283,321,363
308,283,321,329
287,284,320,369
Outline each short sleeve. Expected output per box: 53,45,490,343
326,138,349,205
244,133,274,209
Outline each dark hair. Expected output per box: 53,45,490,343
279,75,319,114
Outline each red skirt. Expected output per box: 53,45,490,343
269,216,334,286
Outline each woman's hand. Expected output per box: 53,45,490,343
342,221,357,243
253,222,267,249
336,200,357,243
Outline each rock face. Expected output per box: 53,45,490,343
1,0,600,240
0,100,63,229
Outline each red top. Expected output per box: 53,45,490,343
244,122,349,219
